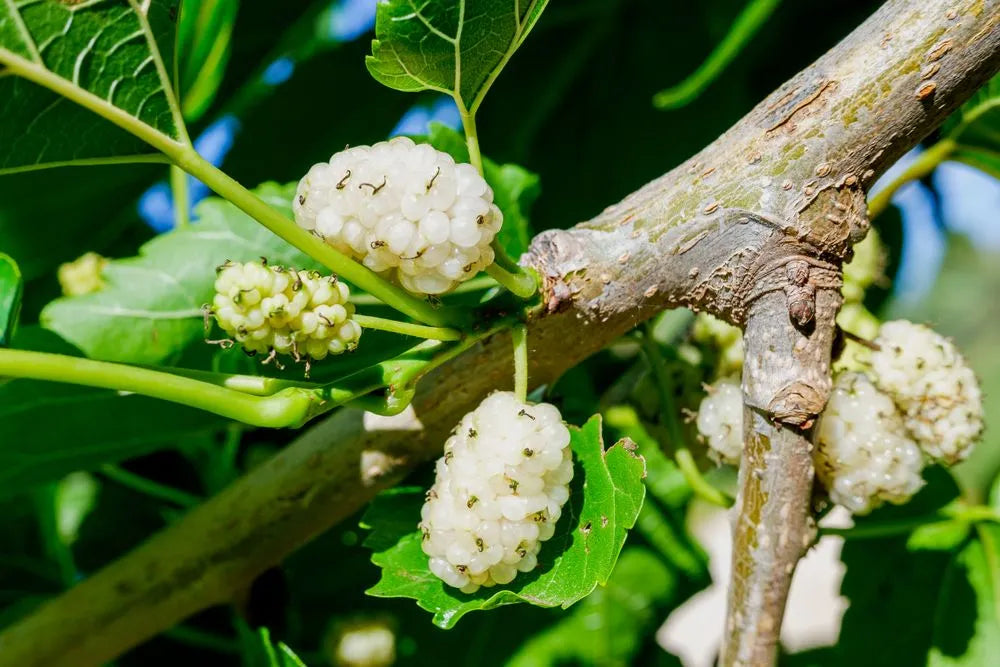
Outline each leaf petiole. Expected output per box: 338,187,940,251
512,323,529,403
100,464,202,508
170,165,190,229
352,314,462,341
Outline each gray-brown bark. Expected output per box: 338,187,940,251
0,1,997,665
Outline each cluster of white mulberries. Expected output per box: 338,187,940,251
293,137,503,295
420,392,574,593
694,377,743,465
871,320,984,464
813,372,925,515
211,260,362,360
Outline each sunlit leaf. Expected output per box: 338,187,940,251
366,0,548,112
0,0,184,173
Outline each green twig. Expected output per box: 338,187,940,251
100,464,202,508
641,326,733,508
354,318,516,416
459,106,484,174
819,504,1000,540
457,101,537,301
867,138,956,219
170,164,190,229
512,323,529,403
653,0,783,109
0,349,321,428
675,448,733,508
352,314,462,341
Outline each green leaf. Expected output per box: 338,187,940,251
945,73,1000,179
366,0,548,113
507,547,678,666
364,414,646,628
0,0,185,173
40,181,320,364
653,0,783,109
176,0,239,122
832,468,986,665
0,252,23,346
425,122,539,257
0,327,228,497
927,525,1000,666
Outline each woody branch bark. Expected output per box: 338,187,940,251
0,1,996,665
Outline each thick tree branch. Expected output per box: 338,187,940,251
0,1,997,665
724,285,842,666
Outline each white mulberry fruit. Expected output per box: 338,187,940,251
293,136,502,295
695,377,743,465
870,320,983,464
211,260,362,360
420,392,574,593
814,372,925,515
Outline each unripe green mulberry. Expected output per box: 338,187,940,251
58,252,107,296
210,260,362,361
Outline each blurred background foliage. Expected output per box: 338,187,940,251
2,0,1000,665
